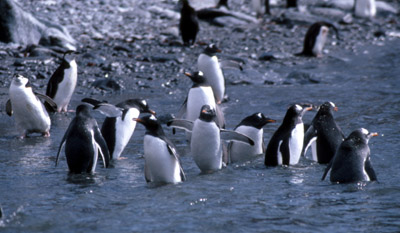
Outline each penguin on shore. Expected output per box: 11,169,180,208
354,0,376,18
265,104,312,166
135,115,186,184
179,0,199,46
7,75,57,138
303,102,344,164
296,22,340,57
322,128,378,183
228,113,275,164
252,0,271,17
197,44,226,104
45,51,77,112
55,104,110,174
169,105,254,173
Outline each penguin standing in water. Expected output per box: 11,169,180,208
101,99,156,160
55,105,110,174
297,22,340,57
169,105,254,173
7,75,57,138
354,0,376,18
179,0,199,46
303,102,344,164
135,115,186,184
197,44,225,104
45,51,77,112
265,104,312,166
228,113,275,164
322,128,378,183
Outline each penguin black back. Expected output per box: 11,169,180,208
179,0,199,46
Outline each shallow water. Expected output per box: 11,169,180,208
0,39,400,232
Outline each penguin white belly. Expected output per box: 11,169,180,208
90,130,99,173
289,123,304,165
112,108,140,159
362,157,371,181
277,140,283,165
230,126,262,163
53,61,77,112
304,136,318,162
191,120,222,172
143,135,181,183
312,27,328,56
197,54,225,103
355,0,376,18
10,86,50,134
186,87,216,122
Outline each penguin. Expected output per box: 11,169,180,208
169,105,254,173
264,104,312,166
252,0,270,17
55,104,110,174
297,22,340,57
228,113,275,164
287,0,297,8
303,102,345,164
197,44,225,104
134,115,186,184
354,0,376,18
7,74,57,138
216,0,229,9
45,51,77,112
179,0,199,46
321,128,378,183
101,99,156,160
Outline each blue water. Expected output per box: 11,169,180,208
0,39,400,232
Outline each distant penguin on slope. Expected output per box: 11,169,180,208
303,102,344,164
135,115,186,184
252,0,270,17
322,128,378,183
55,104,110,174
7,75,57,138
297,22,340,57
179,0,199,46
265,104,312,166
169,105,254,173
197,44,225,104
354,0,376,18
228,113,275,164
46,51,77,112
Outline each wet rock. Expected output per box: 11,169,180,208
259,52,292,61
0,0,76,51
113,45,131,53
340,14,353,25
285,71,320,85
141,54,183,63
91,78,122,91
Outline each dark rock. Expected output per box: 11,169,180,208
285,71,321,84
340,14,353,25
91,78,122,91
36,72,46,79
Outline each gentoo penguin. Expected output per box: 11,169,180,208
45,51,77,112
322,128,378,183
7,75,57,138
216,0,229,9
179,0,199,46
55,104,110,174
303,102,344,164
228,113,275,164
287,0,297,8
169,105,254,173
297,22,340,57
264,104,312,166
197,44,225,104
101,99,156,160
354,0,376,18
252,0,270,17
176,71,224,130
135,115,186,184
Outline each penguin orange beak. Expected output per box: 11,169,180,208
148,109,156,115
370,132,379,137
133,118,142,123
184,72,192,78
305,106,313,111
268,119,276,123
334,106,338,112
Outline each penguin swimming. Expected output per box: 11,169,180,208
197,44,225,104
7,75,57,138
354,0,376,18
45,51,77,112
265,104,312,166
297,22,340,57
55,104,110,174
179,0,199,46
322,128,378,183
101,99,156,160
303,102,344,164
228,113,275,164
135,115,186,184
169,105,254,173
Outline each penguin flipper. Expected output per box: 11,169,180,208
215,105,225,129
279,138,290,166
93,103,123,118
365,156,377,181
302,125,317,157
167,119,194,132
5,99,12,116
144,163,152,183
35,93,58,112
220,129,254,145
166,143,186,182
55,124,70,167
321,160,332,181
94,127,110,168
226,141,232,165
176,97,188,119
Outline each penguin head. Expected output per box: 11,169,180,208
319,101,338,113
283,104,312,124
123,99,156,115
199,105,216,122
203,44,222,56
12,74,29,87
237,112,276,129
185,71,206,84
134,115,164,135
76,104,92,117
348,128,378,144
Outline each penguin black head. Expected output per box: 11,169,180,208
203,44,222,56
76,104,92,117
347,128,378,145
185,71,206,85
283,104,312,124
199,105,216,122
237,112,276,129
318,101,338,114
135,115,164,136
122,99,156,115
